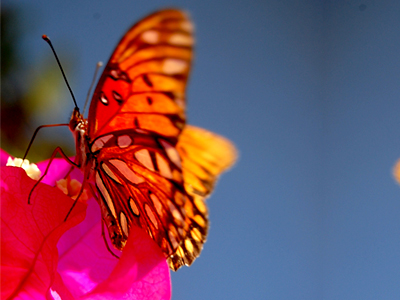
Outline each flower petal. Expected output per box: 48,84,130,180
57,199,119,298
1,150,171,299
81,226,171,300
57,199,171,300
1,166,87,299
1,149,12,166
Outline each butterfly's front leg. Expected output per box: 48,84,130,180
28,146,79,204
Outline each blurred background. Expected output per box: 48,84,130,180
1,0,400,299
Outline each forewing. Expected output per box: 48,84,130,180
87,9,193,141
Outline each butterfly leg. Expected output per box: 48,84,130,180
28,146,79,204
22,123,69,163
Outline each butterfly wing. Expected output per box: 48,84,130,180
92,126,236,271
86,9,236,271
94,134,209,271
87,9,193,142
177,125,237,198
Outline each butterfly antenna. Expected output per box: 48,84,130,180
42,35,79,109
82,61,103,116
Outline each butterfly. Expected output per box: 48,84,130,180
68,9,236,271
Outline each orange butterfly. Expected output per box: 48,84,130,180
68,9,236,271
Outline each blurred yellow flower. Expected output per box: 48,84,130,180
393,159,400,184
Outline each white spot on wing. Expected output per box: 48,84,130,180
162,59,187,75
155,152,172,179
180,21,194,33
169,201,184,224
96,172,117,218
185,239,194,253
168,33,193,46
92,135,113,152
120,212,129,237
135,129,148,134
100,94,109,105
135,149,154,171
168,230,179,249
194,197,207,214
109,159,144,184
150,193,163,216
142,30,159,43
129,197,140,216
145,205,158,229
160,140,181,168
175,98,185,109
101,163,121,184
117,135,132,148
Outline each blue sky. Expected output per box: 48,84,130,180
3,0,400,299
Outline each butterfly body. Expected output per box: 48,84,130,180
69,9,236,271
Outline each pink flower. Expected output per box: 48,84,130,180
1,149,171,300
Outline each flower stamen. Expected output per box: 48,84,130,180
56,177,89,202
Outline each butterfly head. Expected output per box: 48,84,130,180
69,108,84,131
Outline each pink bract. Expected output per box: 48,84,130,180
1,150,171,299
